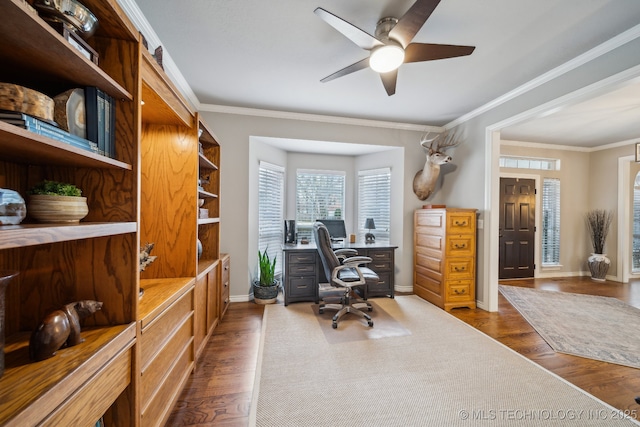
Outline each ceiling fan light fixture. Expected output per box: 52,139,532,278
369,44,405,73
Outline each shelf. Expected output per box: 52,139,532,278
198,189,218,199
139,278,196,328
141,51,194,127
0,222,137,250
198,153,219,170
0,323,136,426
0,122,132,170
197,218,220,226
0,0,132,101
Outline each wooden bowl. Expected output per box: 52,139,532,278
27,195,89,223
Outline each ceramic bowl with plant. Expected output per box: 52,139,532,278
27,180,88,223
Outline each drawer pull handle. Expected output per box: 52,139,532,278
454,243,466,249
374,264,385,268
454,289,466,294
454,220,467,226
454,266,466,272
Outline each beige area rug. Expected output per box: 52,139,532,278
250,296,639,426
499,285,640,369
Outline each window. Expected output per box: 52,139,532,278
542,178,560,265
500,156,560,171
295,169,345,241
358,168,391,241
259,161,284,276
632,172,640,272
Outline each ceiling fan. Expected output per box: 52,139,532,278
314,0,475,96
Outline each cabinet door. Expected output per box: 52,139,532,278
207,263,220,332
194,275,208,356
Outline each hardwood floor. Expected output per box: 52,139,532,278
167,277,640,425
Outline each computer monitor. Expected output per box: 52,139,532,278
317,219,347,241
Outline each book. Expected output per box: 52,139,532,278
85,87,115,158
1,113,99,154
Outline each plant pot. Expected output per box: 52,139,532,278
27,194,88,223
253,281,279,304
588,253,610,281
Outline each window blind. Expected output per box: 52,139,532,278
632,173,640,272
358,168,391,241
295,169,345,242
259,161,284,276
542,178,560,265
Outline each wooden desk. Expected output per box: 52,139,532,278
281,242,397,306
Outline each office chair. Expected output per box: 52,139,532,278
313,222,377,329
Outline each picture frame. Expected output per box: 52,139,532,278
636,142,640,162
50,22,99,64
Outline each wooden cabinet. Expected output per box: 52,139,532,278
414,208,477,311
138,278,194,427
220,254,231,319
0,0,224,424
0,0,138,425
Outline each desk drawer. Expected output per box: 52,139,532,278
287,252,316,265
367,250,392,261
288,277,316,297
289,263,316,275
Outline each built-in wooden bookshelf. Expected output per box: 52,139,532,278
0,0,139,425
0,0,224,425
194,118,222,358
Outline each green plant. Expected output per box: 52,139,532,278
257,248,277,287
28,180,82,197
585,209,613,254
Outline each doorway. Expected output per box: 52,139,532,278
499,177,536,279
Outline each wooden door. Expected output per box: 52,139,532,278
499,178,535,279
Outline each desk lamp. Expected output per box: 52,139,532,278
365,218,376,243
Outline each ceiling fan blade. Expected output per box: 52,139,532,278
404,43,475,63
314,7,384,50
389,0,441,47
380,69,398,96
320,57,370,83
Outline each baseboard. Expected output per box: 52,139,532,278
394,285,413,293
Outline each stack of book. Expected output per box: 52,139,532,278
0,110,100,154
0,85,116,159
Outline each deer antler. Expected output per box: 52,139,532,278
419,132,439,148
433,129,462,152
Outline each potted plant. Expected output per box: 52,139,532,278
27,180,88,223
253,248,279,304
585,209,613,281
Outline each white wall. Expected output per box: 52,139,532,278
204,113,430,300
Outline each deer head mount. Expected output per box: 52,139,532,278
412,130,462,200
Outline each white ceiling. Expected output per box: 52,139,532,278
132,0,640,148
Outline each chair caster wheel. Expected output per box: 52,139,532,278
368,321,374,327
367,307,373,312
332,322,338,329
319,309,324,314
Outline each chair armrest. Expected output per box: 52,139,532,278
334,248,358,256
343,256,372,267
331,264,365,288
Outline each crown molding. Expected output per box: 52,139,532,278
117,0,201,110
501,137,639,153
199,104,441,132
446,23,640,129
